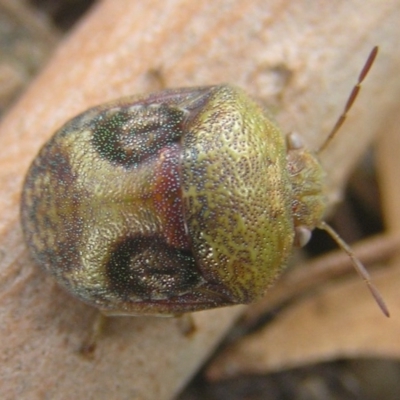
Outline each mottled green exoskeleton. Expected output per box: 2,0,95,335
21,47,389,317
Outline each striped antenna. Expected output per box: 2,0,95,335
316,47,389,317
317,46,378,154
318,222,390,317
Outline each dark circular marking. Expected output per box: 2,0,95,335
106,236,202,301
91,104,186,167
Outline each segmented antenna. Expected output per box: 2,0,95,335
315,46,389,317
318,222,390,317
317,46,378,154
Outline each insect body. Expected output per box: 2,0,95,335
20,48,388,316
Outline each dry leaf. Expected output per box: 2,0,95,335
242,233,400,326
0,0,59,113
207,265,400,380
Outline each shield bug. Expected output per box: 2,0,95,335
20,46,388,317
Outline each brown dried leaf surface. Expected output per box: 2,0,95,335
0,0,59,113
242,233,400,326
207,265,400,379
0,1,399,399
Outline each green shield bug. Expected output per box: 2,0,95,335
20,46,389,317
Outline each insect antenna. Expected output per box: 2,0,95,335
317,46,378,154
315,46,389,317
317,221,390,317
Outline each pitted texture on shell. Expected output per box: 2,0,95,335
92,104,184,167
181,86,294,303
21,93,205,314
21,85,296,315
